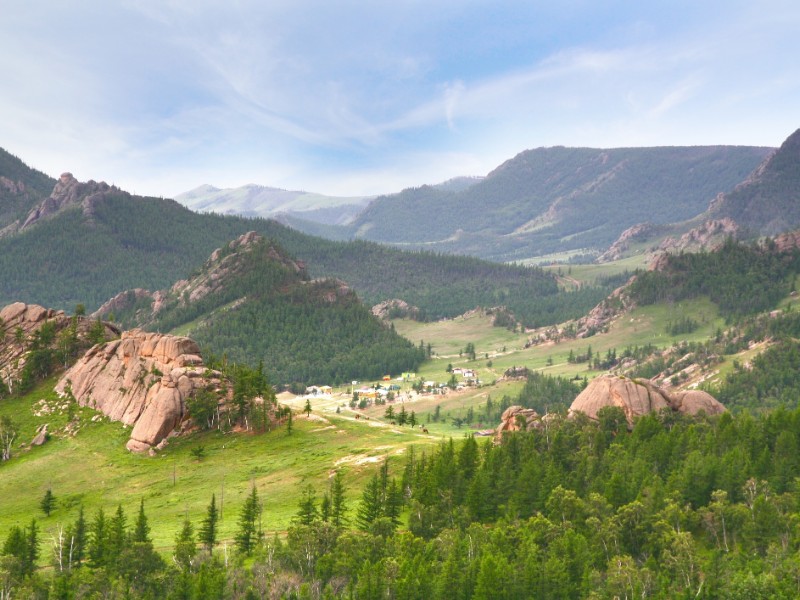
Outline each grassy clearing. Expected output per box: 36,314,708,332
0,382,442,552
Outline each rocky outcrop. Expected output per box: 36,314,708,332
575,281,635,338
0,302,119,391
55,329,229,453
93,232,307,326
371,299,420,320
569,375,725,425
597,222,660,263
20,173,119,231
654,219,739,263
495,405,542,439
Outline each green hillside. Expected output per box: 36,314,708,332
342,145,770,261
0,164,599,328
709,128,800,236
0,149,56,230
101,234,426,385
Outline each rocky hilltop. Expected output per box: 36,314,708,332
94,231,305,326
569,375,725,425
0,302,118,391
56,329,229,453
18,172,120,232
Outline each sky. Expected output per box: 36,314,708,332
1,0,799,198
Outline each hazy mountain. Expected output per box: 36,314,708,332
344,145,771,261
175,183,373,225
0,157,570,326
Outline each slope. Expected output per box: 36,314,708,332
0,148,56,234
347,145,771,261
707,127,800,236
0,165,572,326
95,232,427,385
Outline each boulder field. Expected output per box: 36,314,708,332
55,329,228,453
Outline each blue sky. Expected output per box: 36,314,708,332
1,1,799,198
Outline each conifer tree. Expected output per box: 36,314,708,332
174,516,196,571
236,486,262,556
199,494,218,552
330,470,348,528
133,499,151,544
40,487,55,517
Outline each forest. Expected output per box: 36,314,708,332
628,238,800,318
6,402,800,598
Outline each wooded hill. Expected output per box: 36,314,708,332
0,153,606,327
306,145,770,261
97,233,426,385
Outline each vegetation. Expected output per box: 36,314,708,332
342,146,769,260
629,238,800,318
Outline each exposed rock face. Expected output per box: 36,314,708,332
371,299,420,320
495,405,541,440
93,232,307,325
55,329,228,452
0,302,119,390
597,222,660,263
20,173,118,231
654,218,739,264
569,375,725,424
575,281,635,338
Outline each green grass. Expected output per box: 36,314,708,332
0,381,443,552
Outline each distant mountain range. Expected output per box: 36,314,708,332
179,146,774,262
175,183,374,226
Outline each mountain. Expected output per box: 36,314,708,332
707,128,800,236
175,183,373,225
94,232,426,385
342,145,771,261
0,158,577,326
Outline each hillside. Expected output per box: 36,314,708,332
0,159,585,327
343,145,771,261
94,232,426,385
0,149,56,235
707,127,800,236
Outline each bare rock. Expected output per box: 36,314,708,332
31,424,48,446
569,375,726,425
495,405,541,440
56,329,229,452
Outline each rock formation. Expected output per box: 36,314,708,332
568,375,725,425
597,222,660,263
495,405,542,439
371,299,420,320
55,329,229,453
0,302,119,391
20,173,119,231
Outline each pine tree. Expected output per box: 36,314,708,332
294,485,318,526
70,505,87,566
356,475,383,531
174,516,196,571
133,499,151,544
235,486,261,556
330,470,348,528
199,494,218,552
40,487,55,517
88,508,108,568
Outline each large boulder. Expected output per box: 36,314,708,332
55,329,228,453
569,375,725,425
494,405,541,440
